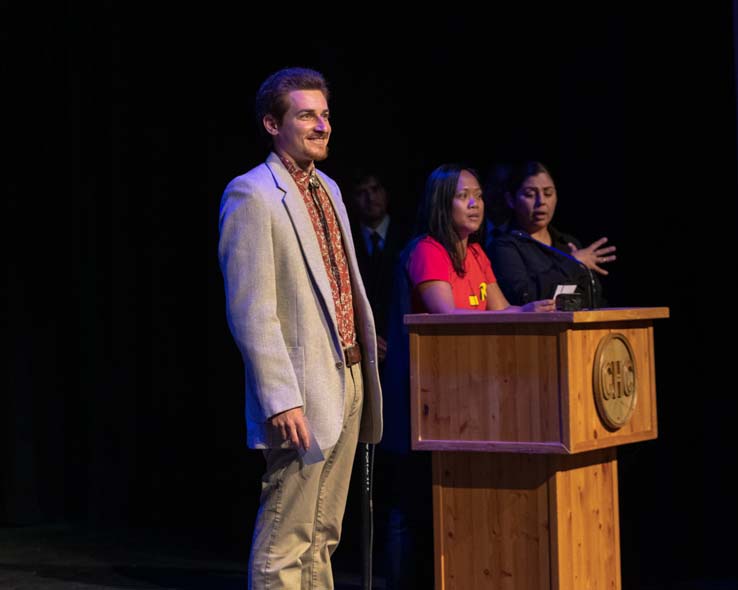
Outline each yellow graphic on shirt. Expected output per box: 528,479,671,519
468,282,486,307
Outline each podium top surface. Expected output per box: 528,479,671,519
404,306,670,327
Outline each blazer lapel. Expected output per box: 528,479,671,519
266,154,339,334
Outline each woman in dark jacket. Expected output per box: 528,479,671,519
485,161,616,308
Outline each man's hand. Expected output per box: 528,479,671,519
269,407,310,450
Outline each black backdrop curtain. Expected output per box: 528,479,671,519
4,3,737,583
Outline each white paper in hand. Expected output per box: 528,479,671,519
554,284,577,298
299,428,325,465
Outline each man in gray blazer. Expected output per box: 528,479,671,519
218,67,383,589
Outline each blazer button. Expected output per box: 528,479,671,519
336,361,344,369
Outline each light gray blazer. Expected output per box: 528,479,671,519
218,153,383,450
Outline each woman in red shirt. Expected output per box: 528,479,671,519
409,164,555,313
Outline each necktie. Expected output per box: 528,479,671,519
308,174,342,294
370,231,382,259
367,231,382,300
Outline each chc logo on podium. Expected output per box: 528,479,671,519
593,333,637,429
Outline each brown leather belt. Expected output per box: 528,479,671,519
344,343,362,367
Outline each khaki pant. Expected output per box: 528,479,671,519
249,364,364,589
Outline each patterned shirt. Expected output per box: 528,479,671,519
278,154,356,348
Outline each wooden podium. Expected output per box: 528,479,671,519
405,307,669,590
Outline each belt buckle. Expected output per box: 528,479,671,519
344,343,361,367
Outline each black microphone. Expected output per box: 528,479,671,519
580,263,596,310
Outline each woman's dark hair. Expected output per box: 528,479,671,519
485,160,553,225
416,163,483,277
254,67,329,143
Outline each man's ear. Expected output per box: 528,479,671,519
263,115,279,136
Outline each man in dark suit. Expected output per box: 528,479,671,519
346,173,430,588
348,173,407,366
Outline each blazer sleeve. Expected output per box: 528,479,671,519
487,238,535,305
218,178,303,420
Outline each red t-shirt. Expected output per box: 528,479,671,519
408,236,496,311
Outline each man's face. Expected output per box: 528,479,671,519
352,176,388,226
266,89,330,169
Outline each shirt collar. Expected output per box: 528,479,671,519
277,152,315,190
361,214,390,241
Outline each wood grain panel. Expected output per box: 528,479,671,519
566,323,658,452
549,449,621,590
410,312,663,452
413,325,563,449
433,452,550,589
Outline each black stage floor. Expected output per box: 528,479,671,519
0,524,384,590
2,523,737,589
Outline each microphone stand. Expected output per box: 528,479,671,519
361,442,375,590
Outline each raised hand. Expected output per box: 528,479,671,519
568,237,617,275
